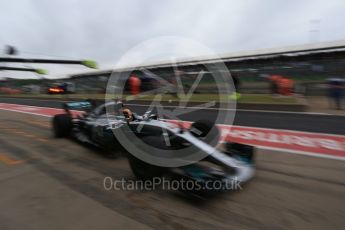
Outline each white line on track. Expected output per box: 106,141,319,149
0,107,52,117
256,145,345,161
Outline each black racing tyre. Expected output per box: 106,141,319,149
225,142,255,163
52,114,72,138
128,155,164,180
190,120,220,146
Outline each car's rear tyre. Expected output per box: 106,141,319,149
52,114,72,138
128,155,164,180
190,120,219,146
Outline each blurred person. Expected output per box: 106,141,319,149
268,75,294,96
229,73,241,100
167,75,178,98
128,74,141,95
268,75,281,95
328,78,345,110
278,77,294,96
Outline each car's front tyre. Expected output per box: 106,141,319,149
128,155,165,180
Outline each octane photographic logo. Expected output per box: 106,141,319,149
106,36,236,167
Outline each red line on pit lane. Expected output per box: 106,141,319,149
1,102,344,161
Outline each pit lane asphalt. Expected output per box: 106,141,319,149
0,109,344,230
0,97,344,135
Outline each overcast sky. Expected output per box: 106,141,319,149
1,0,345,78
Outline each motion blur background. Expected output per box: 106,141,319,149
0,1,345,230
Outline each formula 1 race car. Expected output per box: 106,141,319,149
52,100,255,191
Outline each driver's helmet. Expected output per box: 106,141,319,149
122,108,133,121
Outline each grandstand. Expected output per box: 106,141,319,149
67,40,345,95
3,40,345,95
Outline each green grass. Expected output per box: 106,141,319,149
238,94,298,104
124,94,298,104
